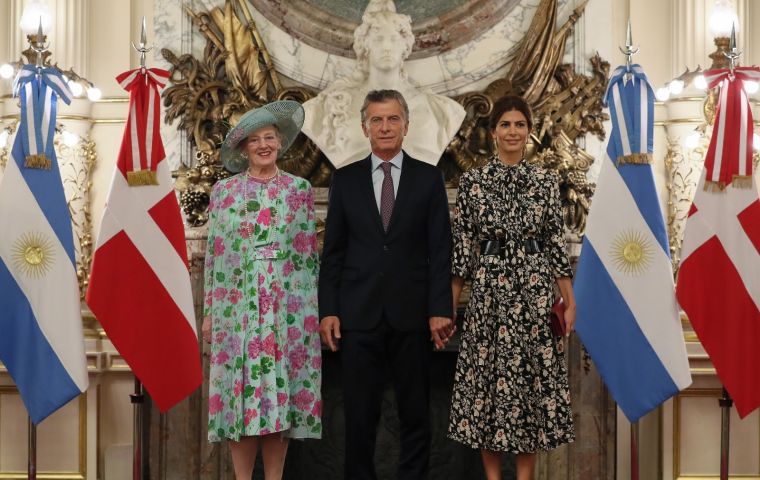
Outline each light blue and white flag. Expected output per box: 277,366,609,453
574,64,691,422
0,65,88,424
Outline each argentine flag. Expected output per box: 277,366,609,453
0,66,88,424
574,64,691,422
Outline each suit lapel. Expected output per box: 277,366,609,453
386,152,415,235
358,156,385,233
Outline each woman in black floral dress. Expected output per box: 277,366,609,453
447,95,576,480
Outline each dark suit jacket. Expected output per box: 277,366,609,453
318,152,453,332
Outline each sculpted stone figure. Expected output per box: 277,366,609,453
302,0,466,167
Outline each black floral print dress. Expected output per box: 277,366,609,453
447,158,575,453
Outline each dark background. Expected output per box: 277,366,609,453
252,349,516,479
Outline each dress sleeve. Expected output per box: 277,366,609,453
542,172,573,278
289,181,320,315
451,172,478,280
203,182,223,319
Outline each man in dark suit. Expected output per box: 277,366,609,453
319,89,455,480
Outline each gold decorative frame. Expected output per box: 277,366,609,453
672,388,760,480
0,387,87,480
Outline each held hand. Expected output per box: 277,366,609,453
563,303,576,337
429,316,456,350
320,316,342,352
201,316,212,344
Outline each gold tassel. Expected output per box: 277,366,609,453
616,153,653,166
703,180,727,192
127,169,159,186
732,175,753,189
24,154,51,170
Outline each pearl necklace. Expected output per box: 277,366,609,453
247,167,279,181
240,168,280,240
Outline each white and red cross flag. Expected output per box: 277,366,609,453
676,66,760,418
86,68,202,411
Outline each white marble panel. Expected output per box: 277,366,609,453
436,19,525,94
154,0,192,170
249,6,332,88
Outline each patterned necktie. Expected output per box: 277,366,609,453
380,162,395,231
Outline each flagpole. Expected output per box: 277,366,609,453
28,416,36,480
630,420,639,480
128,22,151,480
131,377,144,480
714,30,738,480
719,387,732,480
621,24,642,480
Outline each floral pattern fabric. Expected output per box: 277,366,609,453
204,171,322,442
447,159,575,453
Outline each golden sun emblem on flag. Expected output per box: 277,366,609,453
11,232,55,278
610,230,653,276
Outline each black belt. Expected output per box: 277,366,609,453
480,237,542,256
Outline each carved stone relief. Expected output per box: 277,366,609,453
164,0,605,235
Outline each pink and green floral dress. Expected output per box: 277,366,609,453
204,171,322,441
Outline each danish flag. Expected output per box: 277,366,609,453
676,66,760,418
86,68,202,411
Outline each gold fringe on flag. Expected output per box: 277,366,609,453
24,154,51,170
703,180,727,192
127,169,159,186
732,175,754,189
616,153,653,166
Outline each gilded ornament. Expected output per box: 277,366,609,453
610,230,653,276
55,133,98,298
24,153,51,170
0,124,14,171
616,153,653,166
12,232,55,278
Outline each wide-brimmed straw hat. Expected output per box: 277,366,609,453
220,100,304,173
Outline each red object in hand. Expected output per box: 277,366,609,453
549,298,566,337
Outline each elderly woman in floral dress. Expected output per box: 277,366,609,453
201,100,321,480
